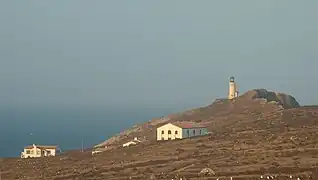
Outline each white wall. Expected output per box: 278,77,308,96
23,147,41,158
123,141,136,147
157,123,208,141
156,123,182,141
228,81,237,99
49,149,56,156
22,147,56,158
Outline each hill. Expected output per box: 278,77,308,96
1,89,318,180
94,89,300,149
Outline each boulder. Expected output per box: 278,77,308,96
242,89,300,109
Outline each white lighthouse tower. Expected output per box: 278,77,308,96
228,76,239,100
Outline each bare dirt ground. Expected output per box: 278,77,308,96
1,92,318,180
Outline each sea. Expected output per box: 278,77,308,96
0,107,173,158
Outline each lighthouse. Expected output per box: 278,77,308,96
228,76,238,99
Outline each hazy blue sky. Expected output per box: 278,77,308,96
1,1,317,110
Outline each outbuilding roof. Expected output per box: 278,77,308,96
24,144,58,150
171,122,207,129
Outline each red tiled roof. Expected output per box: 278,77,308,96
24,145,58,150
172,122,207,129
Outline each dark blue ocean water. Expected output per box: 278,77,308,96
0,107,172,157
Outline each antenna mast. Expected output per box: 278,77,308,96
81,139,84,152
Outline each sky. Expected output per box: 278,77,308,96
1,0,317,111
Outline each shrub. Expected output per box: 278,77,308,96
176,148,185,153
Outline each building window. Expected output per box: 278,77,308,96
175,131,178,135
26,150,30,154
37,150,41,155
168,130,171,134
161,137,164,140
30,150,34,154
187,130,189,136
193,130,196,135
200,130,202,134
161,130,164,134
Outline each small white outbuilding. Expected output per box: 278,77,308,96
156,122,208,141
123,137,141,147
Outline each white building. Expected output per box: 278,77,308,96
228,76,239,100
156,122,208,141
21,144,58,158
92,147,105,155
92,145,112,155
123,137,141,147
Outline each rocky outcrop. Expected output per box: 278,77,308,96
241,89,300,109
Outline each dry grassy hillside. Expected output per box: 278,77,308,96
94,89,299,149
1,89,318,180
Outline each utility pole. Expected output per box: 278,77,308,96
81,139,84,152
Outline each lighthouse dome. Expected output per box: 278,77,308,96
230,76,235,82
